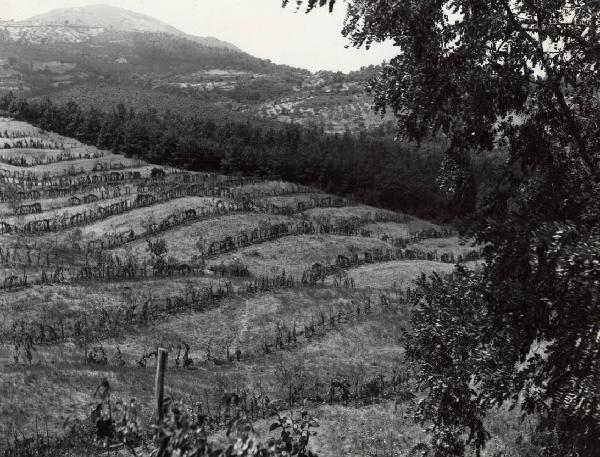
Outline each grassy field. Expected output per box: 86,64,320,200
0,195,226,250
109,212,294,262
326,260,456,290
3,194,138,225
304,205,401,221
0,190,142,216
99,288,373,363
78,196,221,238
0,154,142,174
256,193,331,207
233,180,312,196
409,235,481,257
0,148,77,163
0,286,409,436
327,259,484,290
0,275,241,328
206,234,393,277
362,218,441,237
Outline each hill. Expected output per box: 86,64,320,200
0,5,391,133
27,4,184,34
3,3,240,50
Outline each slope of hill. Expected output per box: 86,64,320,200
0,33,299,97
0,117,505,457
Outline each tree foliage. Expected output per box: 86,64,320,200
291,0,600,455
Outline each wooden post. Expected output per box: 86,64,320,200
155,347,168,423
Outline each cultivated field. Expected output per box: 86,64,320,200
0,117,509,456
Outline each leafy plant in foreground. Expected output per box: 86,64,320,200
88,379,320,457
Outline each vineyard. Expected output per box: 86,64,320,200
0,116,517,457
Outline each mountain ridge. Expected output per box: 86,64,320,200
0,4,390,134
10,3,240,51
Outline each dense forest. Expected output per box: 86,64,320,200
0,92,485,221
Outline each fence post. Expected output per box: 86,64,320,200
155,347,168,423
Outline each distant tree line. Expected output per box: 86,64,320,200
0,31,308,95
0,92,487,220
130,32,305,75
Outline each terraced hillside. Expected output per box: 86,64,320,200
0,117,515,456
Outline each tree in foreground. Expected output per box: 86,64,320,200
289,0,600,455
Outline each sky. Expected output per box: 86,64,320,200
1,0,398,73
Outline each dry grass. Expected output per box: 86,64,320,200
335,259,483,291
0,117,46,134
0,275,235,327
0,287,409,437
208,400,425,456
0,148,72,164
4,286,403,367
409,236,481,257
0,155,141,174
78,196,221,238
363,218,441,238
331,260,457,290
302,205,397,221
256,193,331,207
281,402,425,457
109,212,294,262
98,288,368,361
207,234,392,277
0,195,223,250
291,401,533,457
233,180,307,195
0,358,536,456
0,117,92,148
0,190,142,216
3,194,140,225
0,117,143,173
